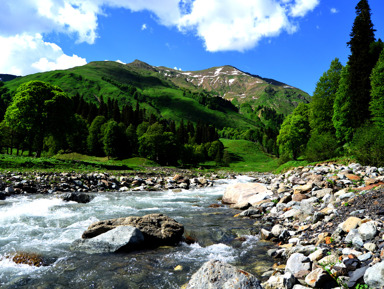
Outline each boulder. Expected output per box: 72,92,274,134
358,221,377,241
222,183,272,206
340,217,362,233
304,268,330,288
71,226,144,254
62,192,93,204
185,260,262,289
82,213,184,246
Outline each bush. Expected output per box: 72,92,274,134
305,132,340,162
351,124,384,167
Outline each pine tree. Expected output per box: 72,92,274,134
369,48,384,128
346,0,376,128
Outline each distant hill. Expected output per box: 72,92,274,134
0,74,19,82
4,60,311,129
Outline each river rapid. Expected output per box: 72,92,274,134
0,176,274,288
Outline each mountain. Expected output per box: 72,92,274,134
3,60,310,129
0,74,19,82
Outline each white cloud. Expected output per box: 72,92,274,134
290,0,319,17
0,0,321,74
141,23,147,30
330,8,338,14
0,33,86,76
177,0,300,52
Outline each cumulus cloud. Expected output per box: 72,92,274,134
141,23,147,30
0,33,86,75
0,0,320,74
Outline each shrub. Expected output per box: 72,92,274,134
305,131,340,162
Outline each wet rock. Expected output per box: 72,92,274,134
9,252,46,267
71,226,144,254
62,192,93,203
82,213,184,246
0,191,6,200
185,260,262,289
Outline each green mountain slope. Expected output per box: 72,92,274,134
4,60,310,130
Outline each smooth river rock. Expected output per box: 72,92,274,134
185,260,262,289
82,213,184,246
222,183,272,206
71,226,144,254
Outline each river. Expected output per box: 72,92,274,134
0,176,274,288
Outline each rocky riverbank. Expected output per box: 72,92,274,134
0,170,234,200
227,163,384,289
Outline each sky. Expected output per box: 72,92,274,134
0,0,383,95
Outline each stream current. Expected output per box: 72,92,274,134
0,176,274,288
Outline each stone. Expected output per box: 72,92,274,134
285,253,311,278
364,242,377,252
10,252,46,267
292,286,311,289
292,193,308,202
263,275,284,289
308,249,325,262
62,192,93,203
261,229,272,240
283,272,296,289
71,226,144,253
293,183,313,194
5,186,14,194
231,202,251,210
345,174,361,181
358,221,377,241
185,260,262,289
314,188,333,198
222,183,272,206
318,254,339,267
340,217,362,233
271,224,285,237
364,261,384,288
281,209,301,219
82,213,184,246
0,191,6,200
304,268,330,288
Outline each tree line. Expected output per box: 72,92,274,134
276,0,384,166
0,81,226,166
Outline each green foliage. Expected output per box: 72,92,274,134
3,80,74,157
333,65,354,143
102,120,126,159
87,116,106,156
310,58,342,135
369,48,384,128
305,131,339,162
277,103,310,161
351,123,384,167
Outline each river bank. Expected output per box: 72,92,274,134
228,162,384,288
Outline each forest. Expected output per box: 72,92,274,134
276,0,384,167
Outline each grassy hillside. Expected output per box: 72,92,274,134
4,61,261,130
220,138,279,172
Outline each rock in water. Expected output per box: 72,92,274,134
71,226,144,254
62,192,93,203
222,183,272,206
82,213,184,247
185,260,262,289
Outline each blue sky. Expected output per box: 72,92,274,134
1,0,383,95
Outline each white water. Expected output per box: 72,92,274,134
0,176,273,288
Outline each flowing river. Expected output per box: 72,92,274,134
0,176,274,288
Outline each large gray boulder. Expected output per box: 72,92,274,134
185,260,262,289
71,226,144,254
222,183,272,206
82,213,184,247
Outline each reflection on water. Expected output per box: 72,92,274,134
0,176,274,288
